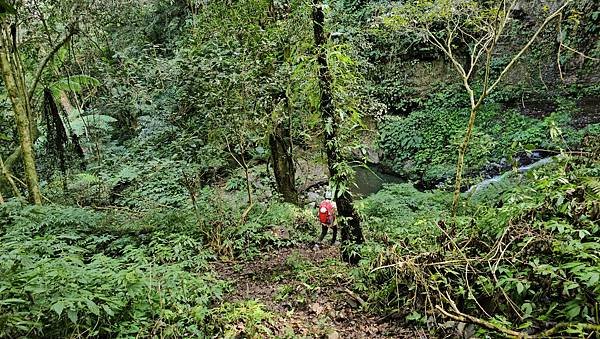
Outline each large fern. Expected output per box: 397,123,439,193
582,176,600,221
49,75,101,98
582,176,600,199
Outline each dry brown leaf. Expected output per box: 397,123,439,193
310,302,325,315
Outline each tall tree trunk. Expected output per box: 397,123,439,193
451,105,478,217
269,102,298,204
0,22,42,205
312,0,363,264
0,157,5,204
269,125,297,204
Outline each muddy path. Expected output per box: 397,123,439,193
212,245,427,338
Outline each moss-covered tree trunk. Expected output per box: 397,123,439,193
0,158,4,204
312,0,363,264
0,21,42,205
270,119,298,204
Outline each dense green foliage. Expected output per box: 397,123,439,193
0,192,311,337
0,0,598,337
355,156,600,335
0,204,224,337
380,87,600,184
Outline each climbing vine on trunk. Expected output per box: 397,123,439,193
0,10,42,204
312,0,364,264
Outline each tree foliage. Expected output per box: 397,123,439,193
0,0,598,337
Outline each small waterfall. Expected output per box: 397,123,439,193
467,156,556,194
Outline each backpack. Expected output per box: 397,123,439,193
319,200,333,224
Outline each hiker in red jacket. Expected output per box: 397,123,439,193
318,198,337,245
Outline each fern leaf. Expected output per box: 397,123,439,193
583,177,600,198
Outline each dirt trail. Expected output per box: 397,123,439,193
213,245,425,338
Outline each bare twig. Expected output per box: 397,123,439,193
486,0,572,96
557,14,565,82
562,44,600,61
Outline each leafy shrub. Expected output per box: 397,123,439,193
227,201,308,258
210,300,276,338
379,107,465,182
0,185,310,337
0,203,227,337
379,93,580,185
357,183,450,248
355,157,600,336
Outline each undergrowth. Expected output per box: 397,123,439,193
0,187,310,337
355,155,600,337
379,87,600,186
0,203,226,337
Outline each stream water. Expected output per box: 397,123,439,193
350,156,556,198
351,166,405,197
466,156,555,194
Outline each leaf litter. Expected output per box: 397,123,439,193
212,245,426,338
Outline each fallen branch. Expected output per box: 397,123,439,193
435,304,522,337
342,287,366,307
370,257,479,273
436,304,600,338
535,323,600,338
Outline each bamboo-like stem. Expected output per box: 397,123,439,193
436,305,523,337
437,304,600,338
0,155,21,198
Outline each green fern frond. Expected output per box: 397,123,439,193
582,177,600,198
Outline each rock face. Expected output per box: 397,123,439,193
352,146,382,164
306,191,322,203
295,159,328,189
574,95,600,128
295,158,331,206
304,184,332,209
